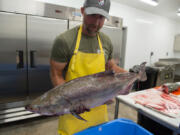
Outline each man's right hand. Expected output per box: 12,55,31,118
104,99,114,105
74,104,90,114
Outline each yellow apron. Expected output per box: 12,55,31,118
58,25,108,135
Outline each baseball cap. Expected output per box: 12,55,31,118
83,0,111,19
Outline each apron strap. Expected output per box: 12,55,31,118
74,25,82,54
97,34,104,53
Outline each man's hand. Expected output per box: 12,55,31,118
104,99,114,105
73,104,90,114
106,59,127,73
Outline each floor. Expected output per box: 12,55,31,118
0,99,137,135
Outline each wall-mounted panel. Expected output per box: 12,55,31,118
174,34,180,51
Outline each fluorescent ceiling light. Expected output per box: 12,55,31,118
139,0,159,6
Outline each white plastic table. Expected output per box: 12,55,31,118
114,90,180,135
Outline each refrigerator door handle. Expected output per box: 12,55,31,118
16,50,24,69
30,50,36,68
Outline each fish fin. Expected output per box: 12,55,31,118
70,111,87,122
104,99,114,105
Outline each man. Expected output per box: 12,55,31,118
50,0,126,134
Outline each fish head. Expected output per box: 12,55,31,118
25,102,68,116
25,94,70,116
25,100,57,116
25,103,49,115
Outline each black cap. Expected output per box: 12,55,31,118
83,0,111,19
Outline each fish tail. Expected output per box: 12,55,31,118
138,62,147,81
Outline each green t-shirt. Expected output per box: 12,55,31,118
51,26,113,64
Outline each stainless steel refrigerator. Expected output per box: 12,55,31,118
0,12,68,123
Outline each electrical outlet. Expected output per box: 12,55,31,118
150,52,154,56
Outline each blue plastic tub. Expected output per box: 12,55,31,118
74,118,153,135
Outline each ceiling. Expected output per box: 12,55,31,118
113,0,180,23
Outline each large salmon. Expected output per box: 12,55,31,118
26,62,147,121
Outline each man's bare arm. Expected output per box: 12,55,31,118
106,59,127,73
50,59,67,87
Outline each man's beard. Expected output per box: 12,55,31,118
86,24,100,35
